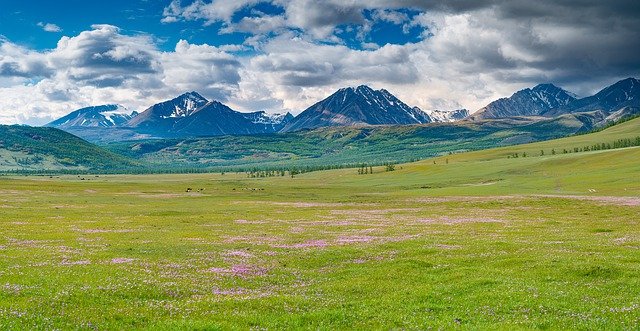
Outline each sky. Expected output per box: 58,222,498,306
0,0,639,125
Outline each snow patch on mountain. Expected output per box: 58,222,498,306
418,108,469,122
47,104,138,128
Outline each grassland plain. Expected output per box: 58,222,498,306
1,119,639,329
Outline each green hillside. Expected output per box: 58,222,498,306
294,116,640,195
0,125,139,172
107,114,594,170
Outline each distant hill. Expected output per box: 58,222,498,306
0,125,138,171
281,85,432,132
47,105,138,128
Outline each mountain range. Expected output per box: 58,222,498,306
470,78,640,124
46,86,471,141
6,76,639,172
45,78,640,143
126,92,294,136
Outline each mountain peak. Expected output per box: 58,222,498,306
47,104,137,128
281,86,431,132
532,83,561,91
175,91,207,103
472,83,577,120
355,85,375,93
609,77,639,90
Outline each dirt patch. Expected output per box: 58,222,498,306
60,259,91,266
326,208,423,223
532,195,640,206
272,240,328,249
234,219,266,224
271,202,365,208
222,250,254,258
245,201,379,208
116,192,205,198
207,264,268,278
414,217,505,225
411,196,524,204
74,228,136,234
223,236,281,245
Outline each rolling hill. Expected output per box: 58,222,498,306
294,115,640,197
0,125,138,172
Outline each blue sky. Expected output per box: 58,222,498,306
0,0,638,125
0,0,423,52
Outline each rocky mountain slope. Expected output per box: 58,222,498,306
281,85,432,132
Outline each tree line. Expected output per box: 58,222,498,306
508,136,640,159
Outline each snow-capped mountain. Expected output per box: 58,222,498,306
126,91,209,131
417,108,470,123
281,85,432,132
542,78,640,118
470,84,577,120
123,92,295,137
242,111,294,131
243,111,294,125
47,105,138,128
167,101,292,136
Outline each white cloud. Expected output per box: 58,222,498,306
162,0,263,25
0,25,243,125
161,40,242,101
37,22,62,33
1,1,639,125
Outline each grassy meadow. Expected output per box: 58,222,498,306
1,118,639,329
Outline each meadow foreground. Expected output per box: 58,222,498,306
1,133,639,329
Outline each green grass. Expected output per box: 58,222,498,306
0,118,639,329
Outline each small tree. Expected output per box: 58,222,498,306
385,164,395,172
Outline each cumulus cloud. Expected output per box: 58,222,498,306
48,25,161,88
161,40,242,101
1,1,639,125
161,0,418,40
226,1,640,113
0,25,243,124
162,0,263,25
0,41,51,79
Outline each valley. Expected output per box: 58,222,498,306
1,118,639,329
1,2,638,329
1,78,636,174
